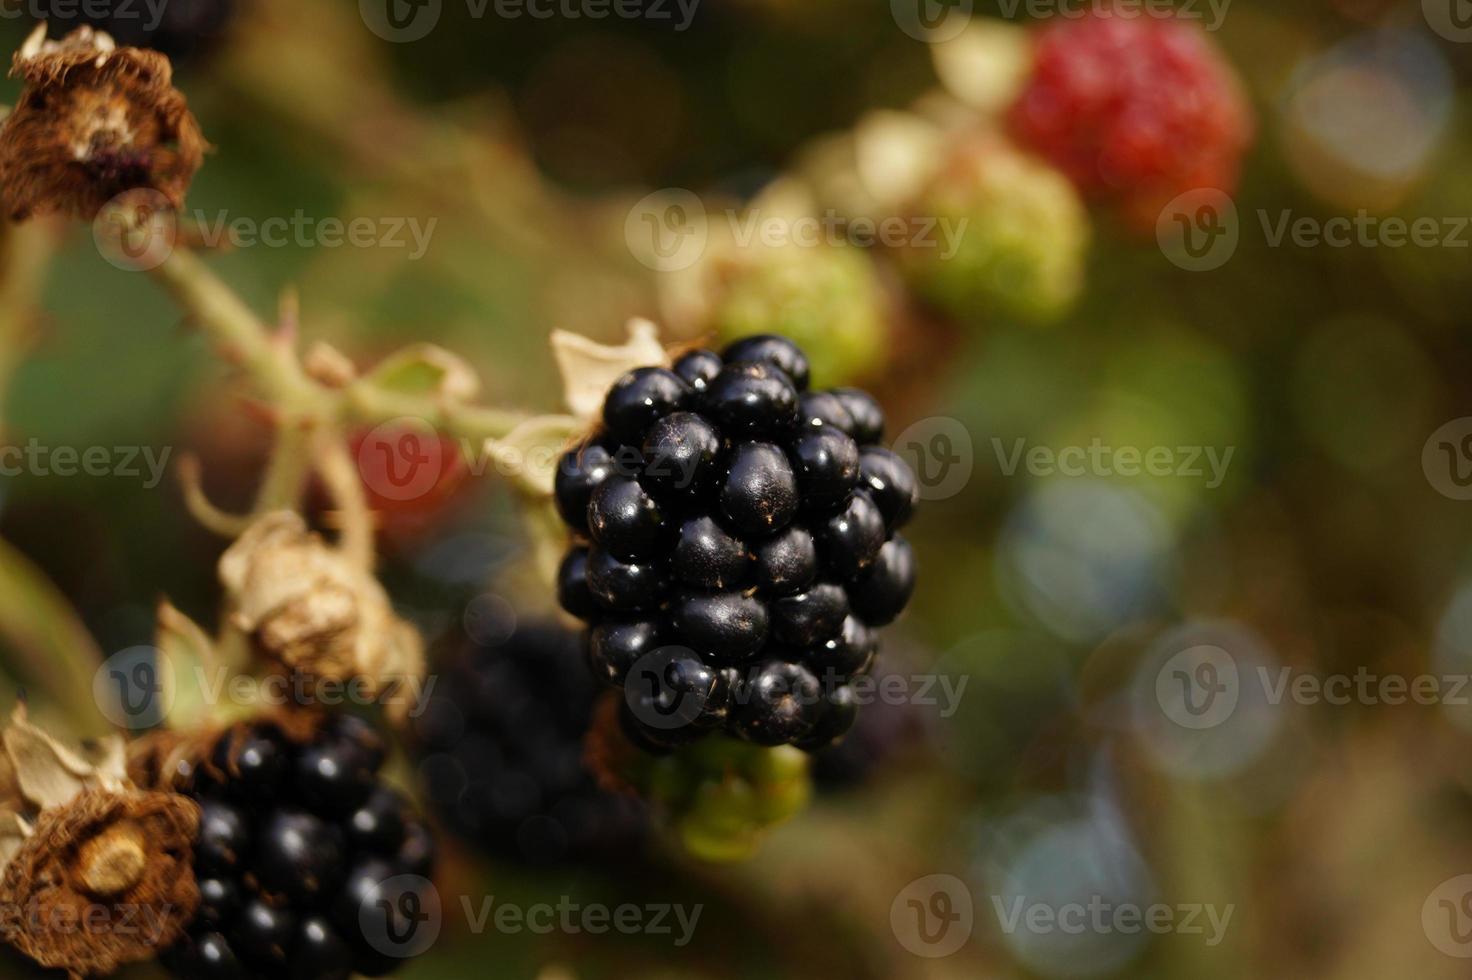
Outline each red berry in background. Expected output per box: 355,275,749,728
350,420,470,535
1008,9,1253,232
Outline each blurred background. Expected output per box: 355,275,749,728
4,0,1472,977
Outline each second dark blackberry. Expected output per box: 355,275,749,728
413,621,649,864
162,714,436,980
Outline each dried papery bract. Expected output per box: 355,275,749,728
218,511,426,721
480,319,668,497
0,24,206,221
0,707,199,978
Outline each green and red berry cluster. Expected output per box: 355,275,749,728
554,334,918,752
1008,8,1252,228
161,715,435,980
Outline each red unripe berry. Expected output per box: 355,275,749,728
1008,9,1253,231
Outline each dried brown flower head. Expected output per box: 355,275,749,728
0,707,199,978
0,24,206,221
218,512,426,721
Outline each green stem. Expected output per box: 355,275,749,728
150,245,530,444
343,382,529,441
0,537,109,737
251,418,316,514
150,246,326,412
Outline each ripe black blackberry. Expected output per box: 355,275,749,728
554,335,919,751
413,622,648,864
161,714,436,980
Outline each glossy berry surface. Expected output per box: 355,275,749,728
553,336,918,749
700,361,799,436
586,547,670,612
1008,9,1253,228
554,442,618,534
415,622,648,863
165,715,435,980
588,475,667,561
858,447,919,532
642,411,722,495
721,442,798,537
556,546,600,620
602,367,690,444
731,659,823,746
721,334,812,391
672,348,724,393
673,516,750,589
788,429,860,514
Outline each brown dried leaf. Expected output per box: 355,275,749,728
219,512,425,712
2,706,126,813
